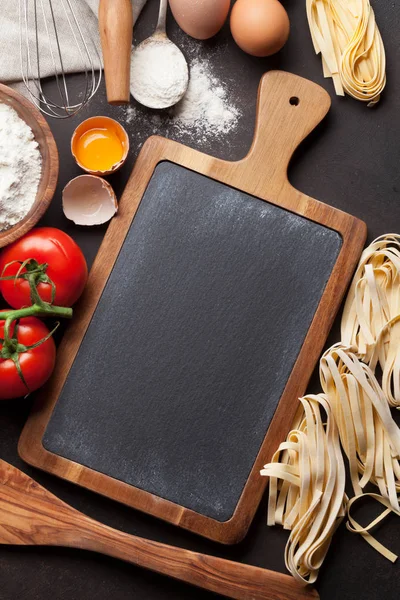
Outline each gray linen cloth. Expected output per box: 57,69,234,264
0,0,147,84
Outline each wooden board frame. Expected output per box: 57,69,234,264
19,72,367,545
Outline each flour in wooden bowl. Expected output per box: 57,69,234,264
0,103,42,232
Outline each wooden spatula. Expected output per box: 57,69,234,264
0,460,318,600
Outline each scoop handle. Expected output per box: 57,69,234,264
99,0,133,104
155,0,168,35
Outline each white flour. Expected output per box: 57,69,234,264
171,58,240,137
130,39,189,109
0,103,41,232
126,55,241,142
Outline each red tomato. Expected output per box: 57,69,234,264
0,227,88,309
0,316,56,400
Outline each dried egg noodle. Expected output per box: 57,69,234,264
320,345,400,513
262,236,400,583
306,0,386,106
346,493,399,563
261,395,347,585
342,235,400,407
370,315,400,409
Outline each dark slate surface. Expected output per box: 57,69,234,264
0,1,399,599
43,162,341,521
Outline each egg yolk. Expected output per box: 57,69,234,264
75,127,124,172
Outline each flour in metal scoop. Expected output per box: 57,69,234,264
131,39,189,109
0,103,41,232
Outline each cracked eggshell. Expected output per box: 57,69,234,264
62,175,118,226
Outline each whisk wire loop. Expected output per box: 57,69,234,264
19,0,102,119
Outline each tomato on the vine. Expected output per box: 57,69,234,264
0,227,88,309
0,316,56,400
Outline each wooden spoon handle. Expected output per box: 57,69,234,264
0,460,317,600
72,522,318,600
99,0,133,104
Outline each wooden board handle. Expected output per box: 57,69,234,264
235,71,331,198
0,460,318,600
99,0,133,104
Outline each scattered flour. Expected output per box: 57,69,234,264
125,55,241,142
125,105,136,125
0,103,41,232
171,58,240,137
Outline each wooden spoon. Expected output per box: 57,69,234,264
0,460,318,600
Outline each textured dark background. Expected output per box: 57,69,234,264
0,1,399,599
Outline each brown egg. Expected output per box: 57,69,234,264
230,0,290,57
169,0,231,40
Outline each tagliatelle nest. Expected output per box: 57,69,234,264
342,234,400,407
261,395,347,585
262,235,400,584
319,345,400,515
306,0,386,106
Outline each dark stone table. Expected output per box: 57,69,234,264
0,2,399,599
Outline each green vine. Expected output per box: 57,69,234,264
0,258,74,393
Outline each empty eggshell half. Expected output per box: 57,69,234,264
63,175,118,226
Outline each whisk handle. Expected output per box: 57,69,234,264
99,0,133,104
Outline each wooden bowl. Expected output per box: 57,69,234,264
0,83,59,249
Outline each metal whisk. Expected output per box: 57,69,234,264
19,0,102,118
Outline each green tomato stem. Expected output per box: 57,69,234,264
4,317,14,348
0,304,73,322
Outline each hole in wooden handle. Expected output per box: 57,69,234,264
289,96,300,106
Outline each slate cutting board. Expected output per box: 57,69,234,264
19,71,366,544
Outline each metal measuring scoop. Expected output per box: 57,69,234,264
130,0,189,109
